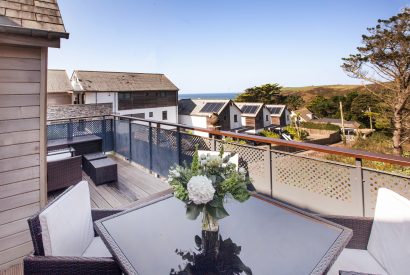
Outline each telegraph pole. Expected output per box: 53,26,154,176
340,101,346,144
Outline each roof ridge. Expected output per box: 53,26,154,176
73,70,165,76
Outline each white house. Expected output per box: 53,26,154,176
178,99,242,137
290,107,314,123
235,103,271,134
266,104,291,127
71,70,179,123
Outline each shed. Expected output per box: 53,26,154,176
0,0,68,271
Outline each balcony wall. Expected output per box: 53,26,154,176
47,116,410,218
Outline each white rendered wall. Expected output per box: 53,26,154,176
119,106,178,124
84,92,115,105
240,116,247,126
178,115,208,137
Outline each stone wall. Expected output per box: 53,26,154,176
47,103,112,120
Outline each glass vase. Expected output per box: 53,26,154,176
202,208,219,232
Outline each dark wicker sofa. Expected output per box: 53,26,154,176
24,186,123,275
47,155,82,192
320,215,376,275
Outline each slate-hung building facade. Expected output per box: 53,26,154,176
178,99,243,137
236,102,272,134
71,71,179,123
0,0,68,270
266,104,291,127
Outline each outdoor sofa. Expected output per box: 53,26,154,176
323,188,410,275
24,181,122,274
47,150,82,192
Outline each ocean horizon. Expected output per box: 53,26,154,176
179,92,238,100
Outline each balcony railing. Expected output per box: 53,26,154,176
47,115,410,218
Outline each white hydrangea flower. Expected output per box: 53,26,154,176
200,160,207,166
239,167,246,175
187,175,215,205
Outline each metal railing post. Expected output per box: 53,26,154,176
128,118,132,161
113,117,117,153
67,119,73,140
148,121,153,173
355,158,365,217
263,145,273,197
176,126,182,165
102,116,106,153
211,134,217,151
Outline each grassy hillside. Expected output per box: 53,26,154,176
282,84,365,102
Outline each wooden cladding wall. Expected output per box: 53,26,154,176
0,45,44,271
118,91,177,110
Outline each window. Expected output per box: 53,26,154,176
160,91,166,97
162,111,168,120
234,114,238,123
149,112,153,118
266,115,269,121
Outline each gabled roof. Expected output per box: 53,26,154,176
235,102,264,117
291,107,313,121
47,69,71,93
72,70,179,92
266,104,286,117
178,99,238,117
0,0,68,38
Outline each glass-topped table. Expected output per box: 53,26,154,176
95,192,352,275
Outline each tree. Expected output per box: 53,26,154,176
307,96,338,118
235,83,284,104
342,8,410,155
284,95,305,110
350,93,380,127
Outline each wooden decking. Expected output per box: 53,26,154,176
48,154,170,209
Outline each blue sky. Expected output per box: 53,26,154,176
49,0,408,93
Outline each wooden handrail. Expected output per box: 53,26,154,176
49,114,410,167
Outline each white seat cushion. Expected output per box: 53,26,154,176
82,237,112,257
46,152,72,162
39,181,94,256
367,188,410,275
198,150,239,170
328,248,387,275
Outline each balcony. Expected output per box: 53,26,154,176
46,115,410,217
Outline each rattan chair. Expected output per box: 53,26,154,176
24,184,123,275
322,188,410,275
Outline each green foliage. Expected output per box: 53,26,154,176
223,137,247,145
168,151,252,221
235,83,285,104
300,122,340,131
284,126,309,141
284,95,304,111
191,145,200,175
342,8,410,154
307,96,338,118
259,129,280,139
350,93,380,127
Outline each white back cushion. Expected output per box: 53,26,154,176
368,188,410,275
198,150,239,170
40,181,94,256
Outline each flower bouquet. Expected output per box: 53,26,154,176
168,146,252,232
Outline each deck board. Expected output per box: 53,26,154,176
47,154,170,209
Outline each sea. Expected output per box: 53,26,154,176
178,92,238,100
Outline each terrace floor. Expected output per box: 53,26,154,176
48,154,171,209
